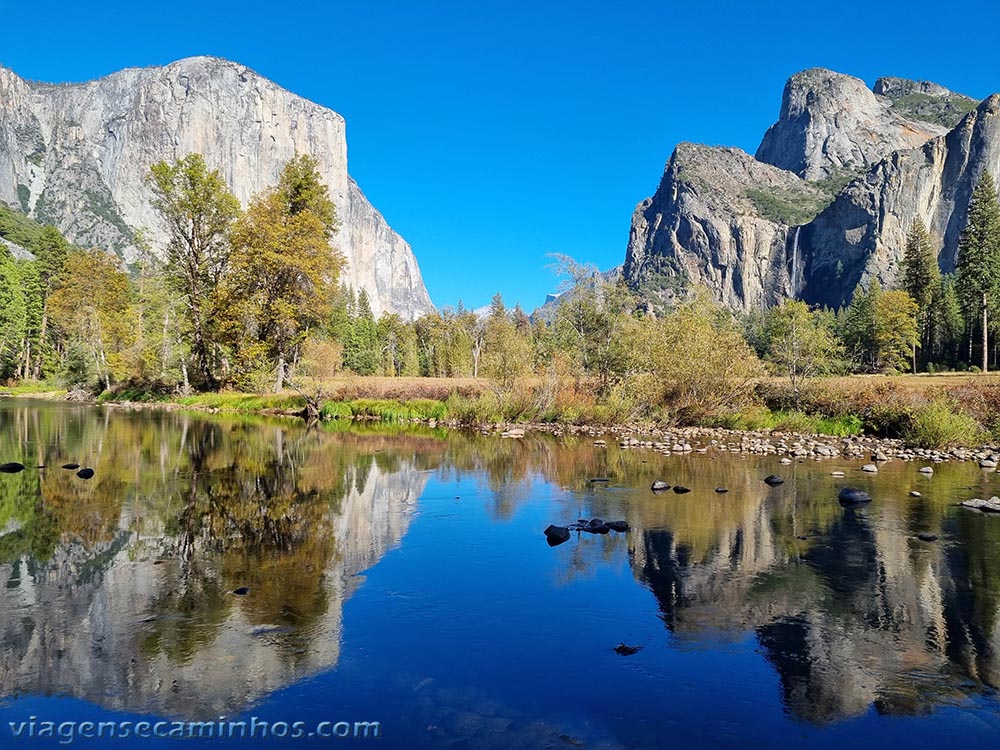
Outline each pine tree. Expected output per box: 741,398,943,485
956,172,1000,372
898,218,940,372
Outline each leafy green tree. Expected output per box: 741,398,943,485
926,275,965,369
840,280,880,371
148,153,241,389
898,218,940,372
47,250,134,390
956,172,1000,372
222,158,344,390
14,261,44,380
765,300,843,405
0,248,27,379
482,297,533,407
873,290,920,373
344,289,380,375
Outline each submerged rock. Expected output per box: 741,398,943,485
672,485,691,494
960,497,1000,513
543,525,571,546
916,533,939,542
61,463,80,470
583,519,610,534
838,487,872,507
233,586,251,596
606,520,630,532
76,468,95,480
715,487,729,493
651,480,671,492
0,462,26,473
613,643,641,656
763,475,784,486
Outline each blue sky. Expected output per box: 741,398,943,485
3,1,1000,311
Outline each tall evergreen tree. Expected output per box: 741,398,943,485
956,171,1000,372
898,218,940,372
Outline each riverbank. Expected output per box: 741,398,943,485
3,390,1000,468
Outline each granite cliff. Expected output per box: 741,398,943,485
624,68,987,311
0,56,433,319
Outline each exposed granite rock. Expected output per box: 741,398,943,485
801,95,1000,308
624,143,827,310
756,68,950,181
624,68,988,313
0,57,433,319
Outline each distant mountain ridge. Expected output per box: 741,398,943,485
0,56,434,319
624,68,987,311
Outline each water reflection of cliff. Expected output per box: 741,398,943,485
629,464,1000,723
0,403,427,717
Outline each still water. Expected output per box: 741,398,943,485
1,398,999,749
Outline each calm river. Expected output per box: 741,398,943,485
0,398,999,749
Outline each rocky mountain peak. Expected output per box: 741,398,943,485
0,57,434,319
755,68,962,180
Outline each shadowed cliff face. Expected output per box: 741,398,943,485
624,68,990,312
0,56,434,319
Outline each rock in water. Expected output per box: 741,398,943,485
543,525,571,546
916,533,939,542
0,462,26,473
613,643,641,656
233,587,251,596
651,480,671,492
909,491,922,497
960,497,1000,513
838,487,872,507
763,475,784,486
76,468,95,480
918,466,934,475
0,58,434,320
715,487,729,493
861,464,879,473
62,463,80,470
672,486,691,494
583,519,610,534
606,520,629,532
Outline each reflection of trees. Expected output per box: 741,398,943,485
0,401,427,716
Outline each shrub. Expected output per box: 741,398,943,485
903,398,983,448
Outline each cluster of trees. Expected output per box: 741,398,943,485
0,154,343,392
3,158,1000,402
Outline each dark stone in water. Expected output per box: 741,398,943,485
797,535,809,540
673,485,691,494
0,462,25,473
763,475,784,486
838,487,872,507
917,533,939,542
588,477,610,484
613,643,641,656
583,519,610,534
76,468,95,480
62,463,80,470
715,487,729,493
651,480,670,492
233,586,251,596
606,520,629,532
543,525,571,546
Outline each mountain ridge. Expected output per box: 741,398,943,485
0,56,434,319
624,68,994,311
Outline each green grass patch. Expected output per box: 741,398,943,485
173,392,306,412
715,407,863,436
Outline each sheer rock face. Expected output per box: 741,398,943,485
624,68,987,311
755,68,959,181
624,143,822,310
0,57,434,319
802,95,1000,308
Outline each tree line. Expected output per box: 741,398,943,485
2,159,1000,406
